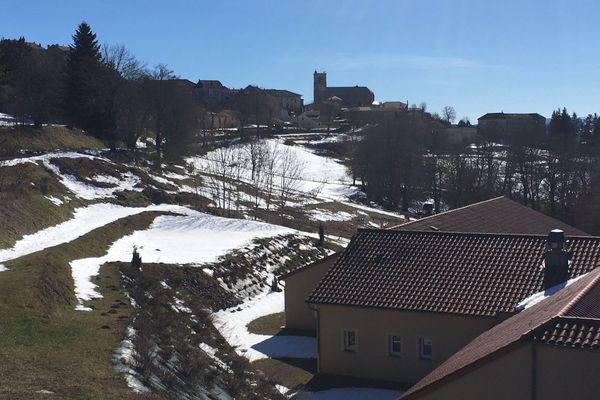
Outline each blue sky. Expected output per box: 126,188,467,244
1,0,599,120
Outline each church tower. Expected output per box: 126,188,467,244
313,71,327,103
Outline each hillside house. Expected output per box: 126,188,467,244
401,265,600,400
477,112,546,142
196,80,237,108
265,89,303,115
306,229,600,384
280,253,339,331
295,109,321,129
280,197,588,333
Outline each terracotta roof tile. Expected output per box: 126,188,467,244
533,318,600,349
393,197,588,236
307,230,600,317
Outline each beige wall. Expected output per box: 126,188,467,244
408,344,600,400
414,345,531,400
537,345,600,400
282,256,338,331
317,304,496,384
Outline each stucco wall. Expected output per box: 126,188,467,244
282,255,338,331
317,304,497,383
537,345,600,400
412,345,531,400
406,344,600,400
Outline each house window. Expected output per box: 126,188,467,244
419,337,433,360
343,330,357,352
389,335,402,356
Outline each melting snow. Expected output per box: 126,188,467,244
516,272,588,311
199,343,230,371
43,161,142,200
1,151,141,200
0,203,195,264
44,195,64,206
114,326,151,394
0,264,7,272
189,138,360,203
70,208,296,310
212,290,316,361
309,209,354,222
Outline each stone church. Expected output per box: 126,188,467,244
313,71,374,107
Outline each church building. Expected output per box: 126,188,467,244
313,71,374,107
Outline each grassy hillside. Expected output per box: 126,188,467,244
0,125,105,157
0,162,81,248
0,212,162,399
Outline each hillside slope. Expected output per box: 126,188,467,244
0,130,406,398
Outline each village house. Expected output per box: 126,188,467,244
401,264,600,400
295,109,322,129
306,228,600,384
477,112,546,142
195,80,237,108
265,89,303,115
280,197,588,333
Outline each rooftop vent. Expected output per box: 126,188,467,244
543,229,572,290
422,202,434,217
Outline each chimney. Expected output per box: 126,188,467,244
543,229,572,289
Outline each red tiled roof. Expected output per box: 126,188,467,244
307,230,600,317
279,252,340,280
393,197,588,236
533,318,600,349
401,268,600,399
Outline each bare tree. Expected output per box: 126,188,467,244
102,44,147,80
278,146,305,212
442,106,456,124
204,146,236,213
261,141,279,213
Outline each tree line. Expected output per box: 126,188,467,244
346,108,600,234
0,22,202,160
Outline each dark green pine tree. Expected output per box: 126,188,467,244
64,22,103,134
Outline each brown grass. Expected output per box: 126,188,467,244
0,125,105,157
252,358,316,390
0,162,81,248
0,212,164,399
247,312,285,335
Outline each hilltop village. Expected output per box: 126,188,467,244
191,70,546,144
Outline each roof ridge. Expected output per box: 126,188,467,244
558,270,600,317
388,196,505,229
356,228,600,240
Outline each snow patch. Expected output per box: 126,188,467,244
212,290,316,361
114,326,151,394
0,203,196,264
309,209,354,222
0,264,7,272
44,195,64,206
70,208,296,310
516,272,588,311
